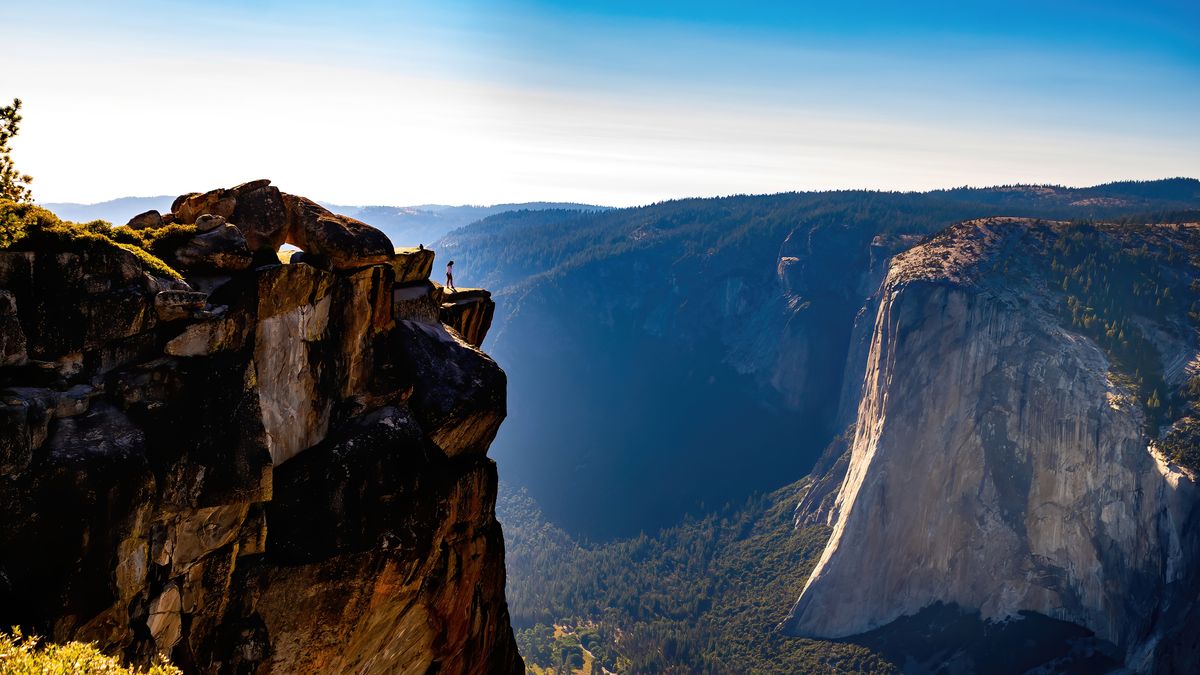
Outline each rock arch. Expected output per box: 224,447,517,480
171,179,394,270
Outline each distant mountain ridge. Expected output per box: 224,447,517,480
40,196,176,224
322,202,610,248
39,197,609,248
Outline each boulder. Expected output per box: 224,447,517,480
229,180,290,252
282,194,394,270
193,214,227,233
163,310,250,357
171,182,396,271
171,224,254,273
174,191,236,224
126,210,164,230
440,288,495,348
171,192,200,213
154,290,208,322
391,247,435,283
390,319,506,458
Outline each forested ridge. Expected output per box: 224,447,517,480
499,482,896,674
439,181,1200,297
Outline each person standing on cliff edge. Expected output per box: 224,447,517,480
446,260,456,291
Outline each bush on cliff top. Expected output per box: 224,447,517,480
0,628,180,674
0,199,184,279
110,222,198,265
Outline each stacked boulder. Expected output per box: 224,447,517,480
121,180,494,348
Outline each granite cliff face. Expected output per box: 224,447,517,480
0,182,521,673
785,218,1200,670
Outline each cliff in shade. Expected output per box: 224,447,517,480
785,218,1200,671
436,181,1200,540
0,181,522,674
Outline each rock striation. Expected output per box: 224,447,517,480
440,288,496,349
0,183,519,674
784,218,1200,671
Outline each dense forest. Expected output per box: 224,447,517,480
499,481,896,674
501,475,1128,674
440,181,1200,297
1039,222,1200,467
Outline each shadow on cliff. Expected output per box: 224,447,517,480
838,603,1122,675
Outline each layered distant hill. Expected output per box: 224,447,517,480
437,178,1200,539
40,196,176,225
41,197,607,248
323,202,609,248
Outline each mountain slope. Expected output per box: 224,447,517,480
324,202,608,250
439,180,1200,539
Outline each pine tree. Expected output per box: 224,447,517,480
0,98,34,202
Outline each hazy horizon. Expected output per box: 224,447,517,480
38,175,1200,214
7,0,1198,207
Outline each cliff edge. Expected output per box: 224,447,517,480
784,218,1200,671
0,181,522,673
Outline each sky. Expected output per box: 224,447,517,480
4,0,1199,207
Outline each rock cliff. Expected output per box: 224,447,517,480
0,182,520,674
784,218,1200,671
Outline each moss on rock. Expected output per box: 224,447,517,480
0,199,184,279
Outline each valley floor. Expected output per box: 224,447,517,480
500,475,1128,674
498,480,897,674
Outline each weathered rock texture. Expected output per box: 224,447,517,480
785,219,1200,672
172,180,393,270
0,185,519,674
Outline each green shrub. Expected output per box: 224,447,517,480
0,199,53,248
1160,417,1200,470
109,222,198,260
0,199,183,279
0,627,181,674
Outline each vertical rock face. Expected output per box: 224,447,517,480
784,219,1200,671
440,288,496,349
0,184,520,674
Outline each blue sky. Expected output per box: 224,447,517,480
6,0,1198,206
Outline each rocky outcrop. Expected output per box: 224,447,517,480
172,180,393,270
127,210,165,230
0,186,518,673
440,288,495,349
784,219,1200,671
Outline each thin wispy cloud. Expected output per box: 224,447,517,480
6,0,1198,205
